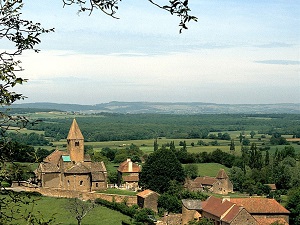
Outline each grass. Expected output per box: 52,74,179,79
3,195,130,225
185,163,230,177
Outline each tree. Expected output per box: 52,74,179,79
66,198,95,225
286,187,300,225
229,139,235,151
184,164,198,179
188,218,214,225
153,138,158,151
250,131,256,138
62,0,197,33
139,148,185,193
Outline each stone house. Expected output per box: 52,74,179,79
35,119,107,192
182,196,257,225
182,196,290,225
137,189,160,212
188,169,233,194
229,198,290,225
117,158,140,190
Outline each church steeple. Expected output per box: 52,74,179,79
67,119,84,162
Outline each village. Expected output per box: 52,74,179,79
10,119,291,225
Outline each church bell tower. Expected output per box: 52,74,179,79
67,119,84,162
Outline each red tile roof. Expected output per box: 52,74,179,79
118,159,140,173
256,217,288,225
194,176,217,186
137,189,158,198
203,196,236,217
229,198,290,214
221,204,242,223
43,149,67,165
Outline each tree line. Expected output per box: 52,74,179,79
19,113,300,142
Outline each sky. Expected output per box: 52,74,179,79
4,0,300,104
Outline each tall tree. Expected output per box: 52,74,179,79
153,138,158,151
139,148,185,193
229,139,235,151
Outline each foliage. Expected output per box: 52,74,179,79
6,132,49,146
286,187,300,225
139,148,185,193
62,0,197,33
188,218,214,225
0,191,56,225
184,164,198,179
95,198,137,217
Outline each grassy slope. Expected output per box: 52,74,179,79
7,196,130,225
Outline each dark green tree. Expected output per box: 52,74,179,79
229,139,235,151
169,140,176,151
153,138,158,151
250,131,256,138
139,149,185,193
265,149,270,166
184,164,198,179
286,187,300,225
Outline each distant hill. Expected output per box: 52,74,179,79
9,102,300,114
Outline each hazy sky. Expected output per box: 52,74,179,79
5,0,300,104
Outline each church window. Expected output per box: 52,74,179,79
80,180,83,186
75,141,79,146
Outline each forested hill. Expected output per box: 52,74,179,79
10,102,300,114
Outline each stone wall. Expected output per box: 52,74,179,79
20,187,137,206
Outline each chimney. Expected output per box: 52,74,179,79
128,159,133,172
222,196,230,203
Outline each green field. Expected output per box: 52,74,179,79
4,195,130,225
189,163,230,177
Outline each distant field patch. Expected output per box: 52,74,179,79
187,163,230,177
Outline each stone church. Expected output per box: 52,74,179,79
35,119,107,192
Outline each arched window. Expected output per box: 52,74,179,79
67,180,70,186
80,180,83,186
96,183,98,187
75,141,79,146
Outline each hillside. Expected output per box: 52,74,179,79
10,101,300,114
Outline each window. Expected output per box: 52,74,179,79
96,183,98,187
80,180,83,186
67,180,70,186
75,141,79,146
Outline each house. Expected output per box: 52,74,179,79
137,189,160,212
35,119,107,192
182,196,257,225
117,158,140,190
229,198,290,225
182,199,203,225
188,169,233,194
182,196,290,225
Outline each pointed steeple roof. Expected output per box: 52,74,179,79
216,169,228,179
67,119,84,140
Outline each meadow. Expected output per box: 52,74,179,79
3,195,130,225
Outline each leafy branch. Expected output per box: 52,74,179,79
62,0,198,33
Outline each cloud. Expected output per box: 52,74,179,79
254,60,300,65
255,42,294,48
